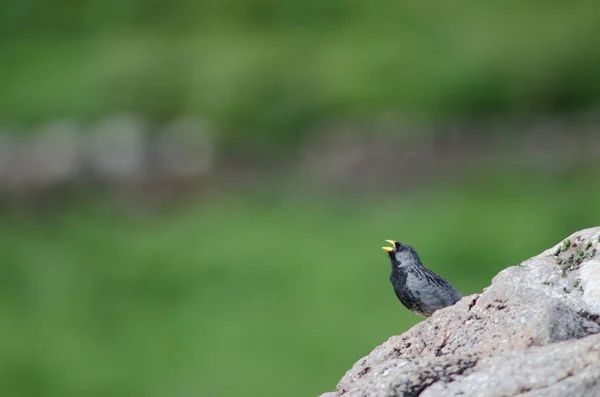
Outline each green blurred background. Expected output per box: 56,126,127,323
1,1,600,397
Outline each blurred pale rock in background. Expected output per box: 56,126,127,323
7,121,80,192
85,114,148,184
0,114,599,205
0,132,17,192
153,116,215,180
301,117,600,192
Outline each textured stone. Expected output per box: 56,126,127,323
321,227,600,397
421,333,600,397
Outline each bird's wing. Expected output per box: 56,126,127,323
409,267,462,309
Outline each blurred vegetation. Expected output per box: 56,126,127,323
2,2,600,397
2,1,600,147
0,170,598,397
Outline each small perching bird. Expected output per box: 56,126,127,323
382,240,462,317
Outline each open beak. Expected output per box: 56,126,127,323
382,239,396,252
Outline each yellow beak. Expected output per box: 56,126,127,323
382,239,396,252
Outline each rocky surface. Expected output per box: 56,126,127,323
1,116,600,204
0,115,218,204
320,227,600,397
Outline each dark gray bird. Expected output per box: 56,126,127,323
382,240,461,317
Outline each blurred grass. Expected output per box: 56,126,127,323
2,2,600,395
0,170,598,397
2,1,600,147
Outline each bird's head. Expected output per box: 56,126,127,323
382,239,421,267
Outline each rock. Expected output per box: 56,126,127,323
85,114,148,184
153,117,216,180
0,130,17,190
298,122,434,191
6,121,81,190
321,227,600,397
421,334,600,397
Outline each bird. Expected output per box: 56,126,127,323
382,240,462,317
